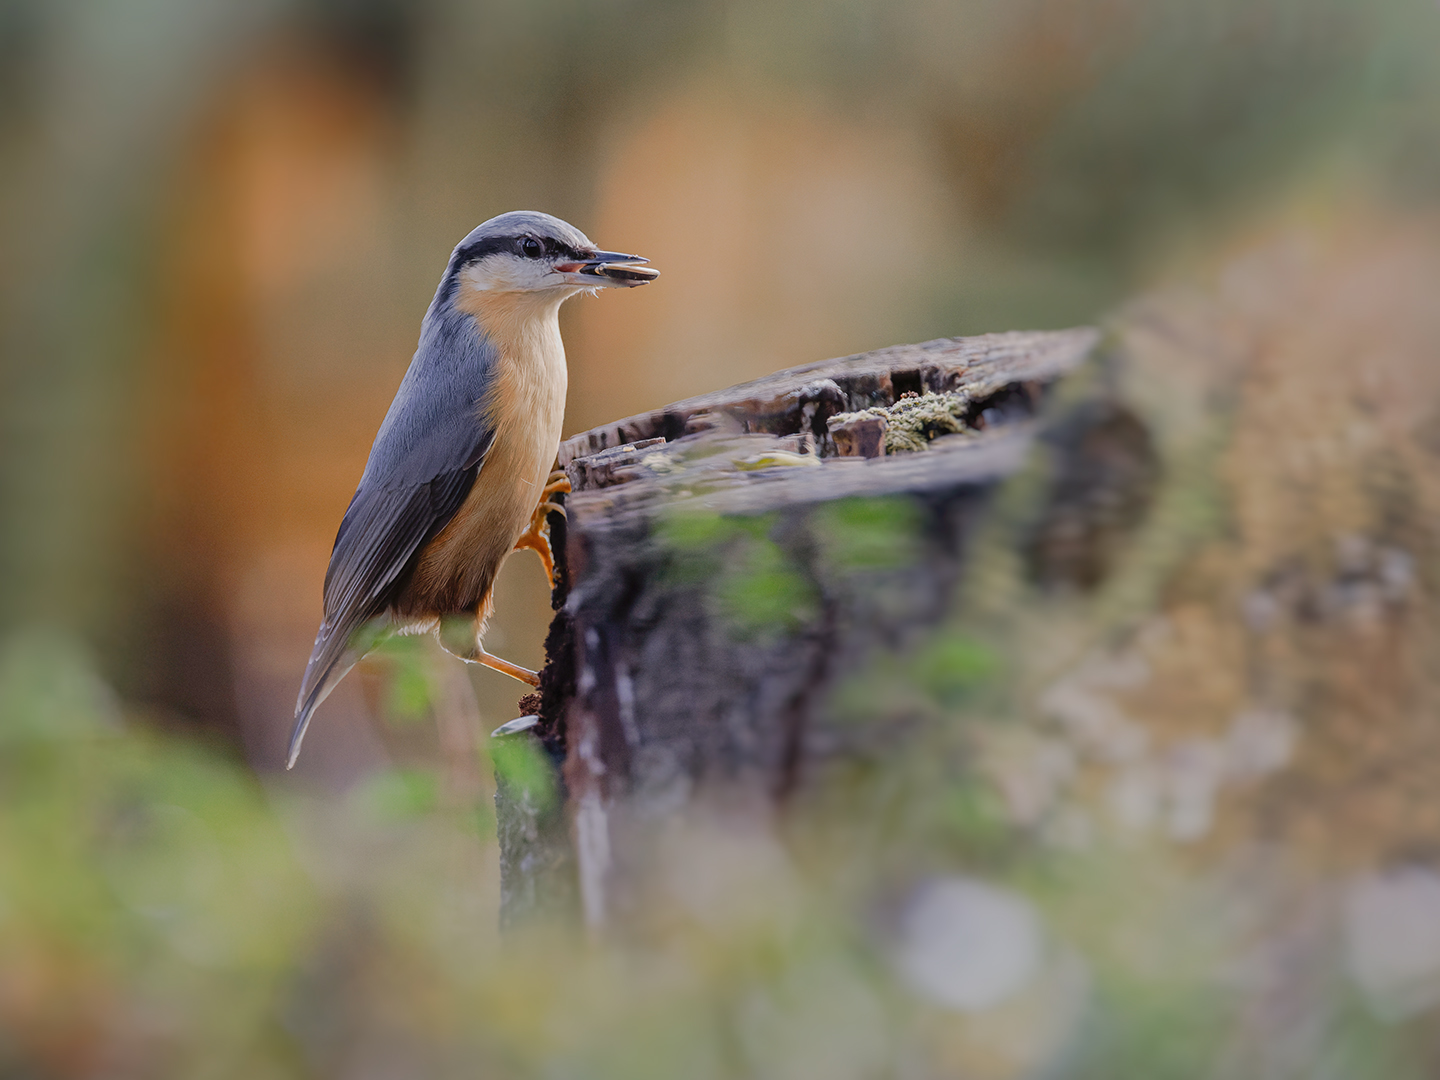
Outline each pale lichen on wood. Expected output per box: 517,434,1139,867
828,390,975,454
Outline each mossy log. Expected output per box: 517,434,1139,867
493,328,1109,927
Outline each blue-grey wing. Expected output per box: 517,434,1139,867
290,319,498,765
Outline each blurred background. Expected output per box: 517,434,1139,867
3,0,1440,1076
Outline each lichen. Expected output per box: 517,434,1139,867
733,450,821,471
829,390,974,453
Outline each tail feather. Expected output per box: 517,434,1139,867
288,654,357,769
288,617,385,769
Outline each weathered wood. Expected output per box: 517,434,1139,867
492,726,575,927
830,414,888,458
498,328,1100,928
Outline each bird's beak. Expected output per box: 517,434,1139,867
554,250,659,288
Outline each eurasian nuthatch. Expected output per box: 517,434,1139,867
289,211,657,767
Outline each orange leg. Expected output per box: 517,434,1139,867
437,600,542,688
470,647,540,687
513,471,571,587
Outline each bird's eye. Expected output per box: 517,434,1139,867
520,237,543,259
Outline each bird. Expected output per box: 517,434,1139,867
288,211,657,768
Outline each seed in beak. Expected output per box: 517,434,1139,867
594,263,659,283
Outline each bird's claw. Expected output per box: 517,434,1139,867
514,481,569,588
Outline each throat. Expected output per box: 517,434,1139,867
458,287,567,355
463,290,570,483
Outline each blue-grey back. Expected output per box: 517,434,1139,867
360,302,498,490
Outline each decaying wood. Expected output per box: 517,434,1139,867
494,328,1101,927
829,414,887,458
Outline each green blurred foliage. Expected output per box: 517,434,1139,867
0,632,321,1076
715,536,819,639
367,634,434,724
815,497,924,574
912,633,1000,707
490,734,557,813
352,766,440,822
659,509,820,637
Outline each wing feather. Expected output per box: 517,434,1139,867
289,315,500,766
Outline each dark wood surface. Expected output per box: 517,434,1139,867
494,328,1102,927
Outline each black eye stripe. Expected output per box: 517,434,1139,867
450,233,586,271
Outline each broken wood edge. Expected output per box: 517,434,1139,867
557,328,1099,469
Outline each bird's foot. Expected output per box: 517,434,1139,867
514,473,572,587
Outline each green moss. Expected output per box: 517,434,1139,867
814,496,923,572
656,509,818,637
657,509,769,585
655,507,741,551
716,536,819,638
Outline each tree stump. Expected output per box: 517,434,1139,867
493,328,1101,927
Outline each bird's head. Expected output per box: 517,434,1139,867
446,211,657,305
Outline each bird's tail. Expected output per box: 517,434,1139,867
289,617,387,769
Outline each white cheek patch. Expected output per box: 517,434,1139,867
461,255,556,293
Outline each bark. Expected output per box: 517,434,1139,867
494,328,1106,927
